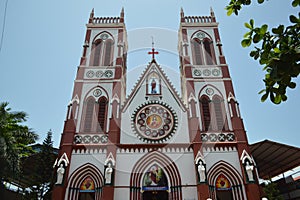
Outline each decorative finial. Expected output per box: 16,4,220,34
210,7,214,17
120,7,124,22
148,37,159,60
90,8,94,18
180,7,185,22
89,8,94,23
210,7,216,22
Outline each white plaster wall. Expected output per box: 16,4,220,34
120,65,189,144
68,151,107,178
114,150,197,199
204,148,242,175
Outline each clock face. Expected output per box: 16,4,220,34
132,102,177,142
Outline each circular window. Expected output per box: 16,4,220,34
132,102,177,142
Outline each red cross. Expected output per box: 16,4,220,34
148,48,159,60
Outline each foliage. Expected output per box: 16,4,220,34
0,102,38,180
263,181,284,200
22,130,56,199
226,0,300,104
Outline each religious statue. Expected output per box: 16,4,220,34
105,163,113,184
151,79,157,94
198,161,206,182
56,164,65,184
245,161,254,182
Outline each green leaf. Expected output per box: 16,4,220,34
272,25,284,34
258,89,266,94
244,22,252,29
273,48,281,53
253,33,263,43
273,94,282,104
292,0,300,7
241,39,251,47
250,19,254,27
288,82,296,88
261,93,268,102
260,24,268,34
227,8,234,16
289,15,298,23
244,31,251,38
281,94,287,101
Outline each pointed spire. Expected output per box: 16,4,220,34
89,8,94,23
180,7,185,23
120,7,124,23
210,7,216,22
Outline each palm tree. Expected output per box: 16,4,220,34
0,102,38,184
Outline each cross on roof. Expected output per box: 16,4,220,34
148,37,159,60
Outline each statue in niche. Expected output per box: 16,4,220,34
151,79,157,94
197,161,206,182
105,162,113,184
56,164,65,184
245,161,254,182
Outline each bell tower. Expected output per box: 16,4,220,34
52,8,127,200
178,8,261,199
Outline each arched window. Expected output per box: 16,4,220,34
200,96,211,131
213,95,225,131
203,39,213,65
84,98,95,132
103,40,113,66
97,97,108,133
191,38,203,65
92,40,103,66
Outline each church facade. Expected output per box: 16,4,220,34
52,8,262,200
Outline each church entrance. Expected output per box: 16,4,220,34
215,174,233,200
216,190,233,200
143,191,168,200
78,177,96,200
79,192,95,200
142,164,169,200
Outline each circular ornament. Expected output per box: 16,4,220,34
196,32,205,39
193,69,201,76
96,70,104,78
133,102,177,142
212,69,220,76
93,89,102,97
104,70,113,78
203,69,211,76
100,33,109,40
226,133,235,142
86,70,95,78
205,88,214,96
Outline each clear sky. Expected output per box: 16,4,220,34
0,0,299,151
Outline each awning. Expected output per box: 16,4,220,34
250,140,300,179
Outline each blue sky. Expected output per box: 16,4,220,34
0,0,299,150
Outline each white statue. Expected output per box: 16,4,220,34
105,163,113,184
245,161,254,181
56,164,65,184
198,161,206,182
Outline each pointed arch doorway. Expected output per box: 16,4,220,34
78,177,95,200
141,164,169,200
215,175,233,200
130,151,182,200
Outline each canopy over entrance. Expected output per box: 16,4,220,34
250,140,300,179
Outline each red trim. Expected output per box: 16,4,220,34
66,163,104,200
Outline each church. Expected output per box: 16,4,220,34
52,8,262,200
